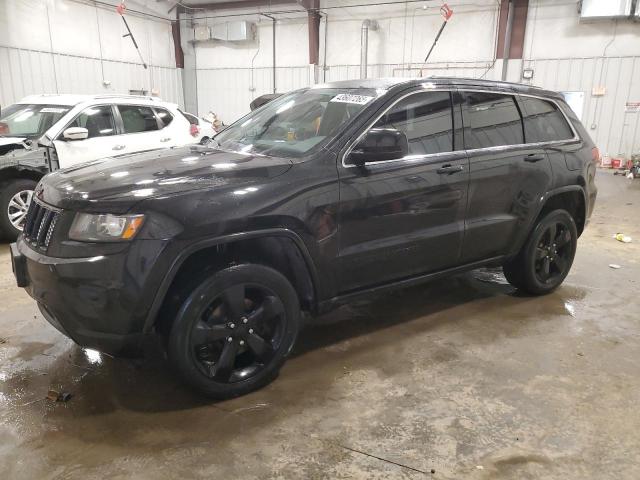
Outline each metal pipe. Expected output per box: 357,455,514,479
360,19,378,79
261,14,277,93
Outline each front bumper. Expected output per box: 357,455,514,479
12,237,163,356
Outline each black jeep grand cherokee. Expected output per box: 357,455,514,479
11,78,598,398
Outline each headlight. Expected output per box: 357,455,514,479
69,213,145,242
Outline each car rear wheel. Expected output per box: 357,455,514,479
503,209,578,295
0,179,37,240
168,264,300,399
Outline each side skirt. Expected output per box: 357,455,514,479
316,255,506,314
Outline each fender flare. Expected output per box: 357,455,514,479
142,228,320,332
537,185,588,220
511,185,588,257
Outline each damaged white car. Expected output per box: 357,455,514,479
0,94,207,239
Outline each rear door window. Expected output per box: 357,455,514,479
460,92,524,149
518,96,574,143
67,105,116,138
373,91,454,155
118,105,159,133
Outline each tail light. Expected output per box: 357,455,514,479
0,122,8,135
591,146,601,164
190,123,200,137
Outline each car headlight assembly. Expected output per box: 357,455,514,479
69,213,145,242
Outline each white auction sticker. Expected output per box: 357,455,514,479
330,94,374,105
41,108,68,113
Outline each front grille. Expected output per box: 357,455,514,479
22,199,60,250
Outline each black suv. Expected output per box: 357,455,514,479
11,78,598,398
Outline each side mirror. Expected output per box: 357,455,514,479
347,128,409,166
62,127,88,141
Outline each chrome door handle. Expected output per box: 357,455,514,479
437,164,464,175
160,137,171,142
112,145,126,151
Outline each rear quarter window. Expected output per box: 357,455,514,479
179,110,199,125
519,97,574,143
154,108,174,128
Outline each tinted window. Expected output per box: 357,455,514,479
214,88,377,158
519,97,573,143
118,105,159,133
67,105,116,138
155,108,174,128
462,92,523,149
374,91,453,155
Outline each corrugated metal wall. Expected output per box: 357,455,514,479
196,66,312,122
521,56,640,157
323,61,494,81
0,46,184,107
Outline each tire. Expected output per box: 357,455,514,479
0,179,37,241
168,263,300,399
503,209,578,295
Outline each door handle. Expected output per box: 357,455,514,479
112,145,125,151
437,164,464,175
524,153,545,162
160,137,171,143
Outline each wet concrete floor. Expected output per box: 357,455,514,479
0,171,639,479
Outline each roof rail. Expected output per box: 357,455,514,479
91,94,161,101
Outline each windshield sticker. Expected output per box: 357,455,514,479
40,107,68,113
330,94,374,105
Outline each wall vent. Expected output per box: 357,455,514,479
192,21,256,42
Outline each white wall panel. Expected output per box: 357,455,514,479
0,46,184,107
0,0,184,108
522,56,640,157
196,66,311,123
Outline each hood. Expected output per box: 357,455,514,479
40,146,293,213
0,137,29,156
0,137,27,147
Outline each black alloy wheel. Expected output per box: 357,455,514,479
533,220,573,285
190,284,286,383
168,264,300,399
503,209,577,295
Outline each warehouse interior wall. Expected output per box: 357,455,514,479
0,0,184,107
187,0,640,158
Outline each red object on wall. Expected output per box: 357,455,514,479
440,4,453,21
116,2,126,15
611,158,622,169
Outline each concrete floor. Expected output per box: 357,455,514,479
0,171,639,479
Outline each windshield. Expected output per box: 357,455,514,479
0,104,71,139
214,88,381,158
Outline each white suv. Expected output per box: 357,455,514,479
0,94,206,239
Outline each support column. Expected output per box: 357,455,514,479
307,0,320,65
496,0,529,81
178,9,198,114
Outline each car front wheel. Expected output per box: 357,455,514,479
0,179,37,240
503,209,578,295
168,264,300,399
